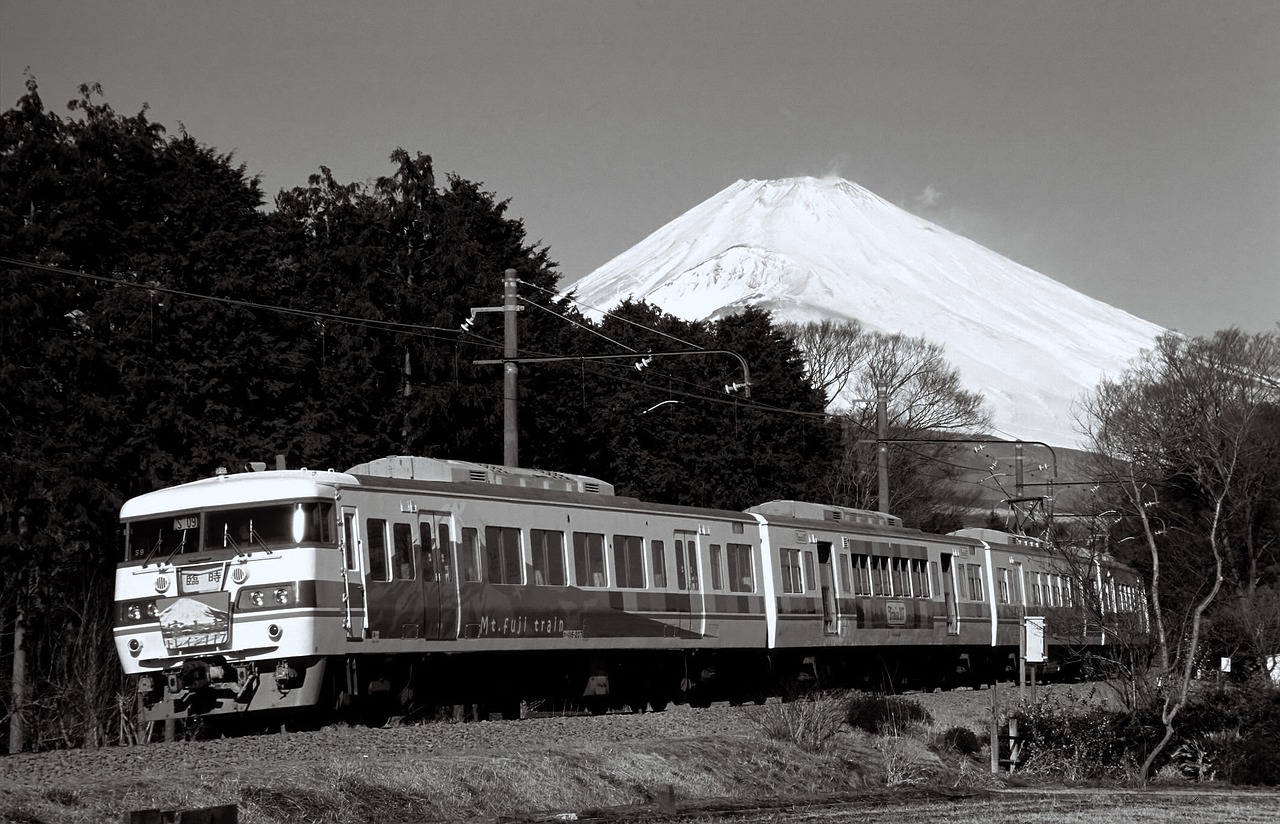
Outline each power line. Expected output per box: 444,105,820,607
0,255,473,344
521,279,705,351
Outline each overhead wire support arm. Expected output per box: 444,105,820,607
474,349,753,398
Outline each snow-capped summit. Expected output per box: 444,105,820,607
564,176,1164,448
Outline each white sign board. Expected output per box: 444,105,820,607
1025,616,1046,663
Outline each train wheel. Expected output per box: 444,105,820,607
360,696,391,729
498,700,525,721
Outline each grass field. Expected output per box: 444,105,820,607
2,683,1275,824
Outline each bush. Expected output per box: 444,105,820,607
741,691,849,753
1224,736,1280,786
845,693,931,735
1006,697,1133,780
940,726,983,756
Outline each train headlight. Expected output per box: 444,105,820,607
273,587,292,606
250,590,265,607
126,604,143,621
268,624,283,641
146,603,158,618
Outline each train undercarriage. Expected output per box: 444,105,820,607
132,643,1080,739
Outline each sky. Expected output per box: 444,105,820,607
4,1,1277,338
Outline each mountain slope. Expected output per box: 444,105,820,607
565,177,1164,447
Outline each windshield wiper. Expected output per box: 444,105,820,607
162,529,188,567
247,519,275,556
223,522,244,557
141,534,163,568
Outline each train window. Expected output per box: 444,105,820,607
651,540,667,588
965,564,984,601
392,523,414,580
709,545,724,591
890,558,909,597
419,521,436,581
342,515,356,571
531,529,566,586
870,556,890,596
674,535,699,591
849,555,871,596
613,535,645,589
125,515,202,562
309,503,335,544
461,528,481,582
200,502,336,552
803,551,816,593
573,532,606,587
910,559,930,598
367,519,389,582
780,548,802,594
485,526,523,585
727,543,753,593
997,568,1011,604
437,523,453,582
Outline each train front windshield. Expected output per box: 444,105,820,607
204,502,334,550
122,502,336,562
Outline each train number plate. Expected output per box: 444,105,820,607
181,566,224,594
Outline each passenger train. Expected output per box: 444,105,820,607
113,456,1143,727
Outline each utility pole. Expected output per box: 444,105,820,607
502,268,519,468
471,273,754,469
468,269,523,468
876,383,889,514
1015,441,1025,499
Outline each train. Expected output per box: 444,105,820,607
113,456,1144,729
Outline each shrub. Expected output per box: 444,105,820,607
940,725,983,756
1006,697,1133,780
740,691,849,753
845,693,931,735
1223,735,1280,786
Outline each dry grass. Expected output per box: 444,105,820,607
2,683,1272,824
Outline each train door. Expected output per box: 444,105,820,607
418,512,458,640
339,507,367,639
940,553,959,635
816,541,839,635
363,517,426,639
674,530,705,637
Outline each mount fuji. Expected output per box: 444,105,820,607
563,176,1165,448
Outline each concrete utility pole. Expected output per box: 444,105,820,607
468,269,523,468
502,268,519,468
472,272,754,469
876,383,890,514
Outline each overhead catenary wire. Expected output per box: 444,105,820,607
520,278,706,351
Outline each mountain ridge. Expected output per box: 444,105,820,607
565,176,1165,448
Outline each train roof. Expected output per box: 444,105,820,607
345,456,615,496
120,468,357,520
